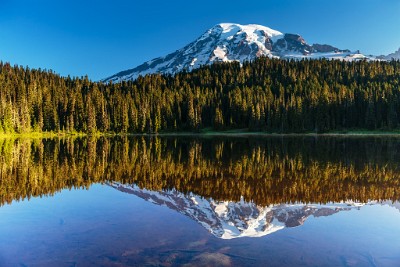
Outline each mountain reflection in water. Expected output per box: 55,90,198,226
109,182,400,239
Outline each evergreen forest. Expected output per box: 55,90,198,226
1,58,400,134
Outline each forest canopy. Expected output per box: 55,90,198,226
0,58,399,134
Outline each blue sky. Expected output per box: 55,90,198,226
1,0,399,80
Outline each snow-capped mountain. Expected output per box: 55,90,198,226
108,182,389,239
103,23,375,83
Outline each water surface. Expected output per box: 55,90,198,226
1,136,400,266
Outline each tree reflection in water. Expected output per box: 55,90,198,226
1,136,400,207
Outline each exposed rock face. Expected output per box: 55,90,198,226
312,43,349,53
103,23,374,83
274,33,312,55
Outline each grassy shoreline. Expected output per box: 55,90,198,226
154,127,400,137
2,128,400,139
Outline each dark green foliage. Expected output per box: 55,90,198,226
0,58,400,133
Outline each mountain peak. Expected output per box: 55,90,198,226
215,23,283,39
103,23,374,83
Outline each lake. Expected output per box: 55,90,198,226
0,136,400,266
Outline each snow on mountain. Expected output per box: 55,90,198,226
103,23,375,83
108,182,392,239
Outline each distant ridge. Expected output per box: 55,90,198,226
378,47,400,60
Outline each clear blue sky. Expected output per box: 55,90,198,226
1,0,399,81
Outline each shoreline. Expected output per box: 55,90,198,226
2,130,400,139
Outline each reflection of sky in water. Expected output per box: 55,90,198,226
1,184,400,266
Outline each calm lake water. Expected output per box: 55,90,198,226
1,136,400,266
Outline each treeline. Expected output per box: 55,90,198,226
0,58,400,133
1,136,400,206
